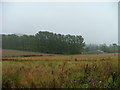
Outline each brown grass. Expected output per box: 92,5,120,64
2,53,119,88
2,49,51,57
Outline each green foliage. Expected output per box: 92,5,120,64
104,72,120,88
2,31,85,54
84,43,118,54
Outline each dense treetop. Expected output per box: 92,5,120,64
2,31,85,54
2,31,119,54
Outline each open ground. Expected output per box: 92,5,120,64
2,49,119,88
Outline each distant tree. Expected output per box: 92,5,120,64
2,31,85,54
113,43,117,55
83,43,118,54
34,31,85,54
100,44,109,52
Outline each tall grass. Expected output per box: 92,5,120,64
2,54,119,88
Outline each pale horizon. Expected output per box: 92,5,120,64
1,2,118,45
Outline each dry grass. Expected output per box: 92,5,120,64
2,53,119,88
2,52,118,61
2,49,51,57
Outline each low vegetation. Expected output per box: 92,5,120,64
2,49,50,57
2,52,119,88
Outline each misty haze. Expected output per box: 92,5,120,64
1,2,119,89
2,2,118,45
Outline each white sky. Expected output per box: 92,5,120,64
1,2,118,45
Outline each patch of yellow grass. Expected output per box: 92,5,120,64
2,53,119,88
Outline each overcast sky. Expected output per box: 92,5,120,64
2,2,118,45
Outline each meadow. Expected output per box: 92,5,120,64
2,50,120,88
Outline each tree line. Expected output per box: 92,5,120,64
2,31,85,54
84,43,119,54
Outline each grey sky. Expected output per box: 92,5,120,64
2,2,118,45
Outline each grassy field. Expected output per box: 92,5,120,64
2,49,50,57
2,50,120,88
